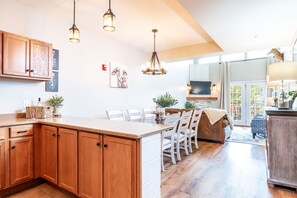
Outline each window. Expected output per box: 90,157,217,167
221,53,245,62
198,56,219,64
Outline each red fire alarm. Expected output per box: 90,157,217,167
102,64,107,71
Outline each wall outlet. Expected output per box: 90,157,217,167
23,100,31,109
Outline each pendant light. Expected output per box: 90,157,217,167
103,0,116,32
142,29,167,75
69,0,80,43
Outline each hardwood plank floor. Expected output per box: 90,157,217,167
7,141,297,198
162,141,297,198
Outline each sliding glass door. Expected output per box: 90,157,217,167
230,82,266,126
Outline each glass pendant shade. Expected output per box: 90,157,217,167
69,24,80,43
69,0,80,43
103,9,116,32
142,29,167,75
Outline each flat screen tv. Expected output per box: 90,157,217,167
190,81,211,95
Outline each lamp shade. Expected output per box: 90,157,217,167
268,62,297,82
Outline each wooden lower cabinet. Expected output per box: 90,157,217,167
9,137,33,186
58,128,78,194
79,132,102,198
40,125,58,184
0,141,5,189
103,136,137,198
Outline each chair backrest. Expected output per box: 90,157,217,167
177,110,193,134
127,109,142,121
164,112,181,124
189,110,202,131
106,110,125,121
163,118,180,141
142,108,155,120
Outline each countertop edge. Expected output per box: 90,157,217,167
0,119,167,139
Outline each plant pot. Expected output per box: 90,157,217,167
293,99,297,110
53,107,62,117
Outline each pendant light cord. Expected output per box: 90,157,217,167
109,0,111,10
73,0,76,25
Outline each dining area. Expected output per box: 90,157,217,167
106,108,202,172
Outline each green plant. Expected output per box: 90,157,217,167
47,95,64,108
153,92,178,108
185,101,196,109
288,90,297,101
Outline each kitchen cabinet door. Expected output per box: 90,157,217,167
0,141,5,189
79,132,102,198
30,39,52,79
40,125,58,184
10,137,33,185
103,136,137,198
58,128,78,194
2,32,30,77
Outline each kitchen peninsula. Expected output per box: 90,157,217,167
0,114,169,198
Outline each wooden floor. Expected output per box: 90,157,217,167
8,141,297,198
162,141,297,198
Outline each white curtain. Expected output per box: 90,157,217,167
219,62,230,111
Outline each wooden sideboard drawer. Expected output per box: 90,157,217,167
0,128,5,140
10,125,33,138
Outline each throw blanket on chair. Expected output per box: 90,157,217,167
203,108,234,130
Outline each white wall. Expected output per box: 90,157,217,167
0,0,191,118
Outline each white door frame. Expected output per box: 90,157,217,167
230,80,266,126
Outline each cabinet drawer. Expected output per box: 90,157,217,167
10,125,33,138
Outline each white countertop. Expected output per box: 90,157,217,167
0,117,170,139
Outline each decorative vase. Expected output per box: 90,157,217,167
292,99,297,110
53,107,62,117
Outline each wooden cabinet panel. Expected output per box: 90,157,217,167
0,141,5,189
58,128,78,194
30,40,52,79
10,137,33,186
40,125,58,184
79,132,102,198
3,32,30,77
0,128,5,140
267,116,297,187
103,136,137,198
10,124,33,138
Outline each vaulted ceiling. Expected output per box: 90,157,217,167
15,0,297,60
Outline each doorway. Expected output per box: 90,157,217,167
230,81,266,126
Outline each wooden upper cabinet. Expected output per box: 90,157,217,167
79,132,103,198
30,39,52,79
58,128,78,194
103,136,137,198
0,141,5,189
0,31,53,81
2,32,30,77
40,125,58,184
9,136,33,186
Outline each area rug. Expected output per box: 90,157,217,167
227,127,266,146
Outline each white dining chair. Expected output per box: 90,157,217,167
142,108,155,120
187,110,202,153
174,110,192,161
106,110,125,121
162,112,180,171
127,109,142,121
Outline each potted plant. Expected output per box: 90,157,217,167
289,90,297,109
153,92,178,119
47,95,64,117
185,101,196,109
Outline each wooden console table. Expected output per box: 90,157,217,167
265,109,297,189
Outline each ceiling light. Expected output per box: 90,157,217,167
69,0,80,43
103,0,116,32
142,29,167,75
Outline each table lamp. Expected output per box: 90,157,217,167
268,61,297,109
